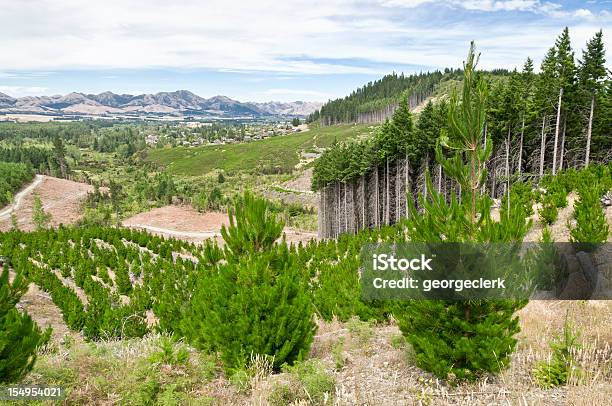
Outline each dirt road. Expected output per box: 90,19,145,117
0,174,44,221
0,175,93,232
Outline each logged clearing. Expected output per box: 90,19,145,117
123,205,317,245
0,175,92,232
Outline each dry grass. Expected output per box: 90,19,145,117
16,301,611,406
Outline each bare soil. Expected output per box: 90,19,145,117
122,205,317,246
0,175,92,232
123,205,229,232
17,278,78,342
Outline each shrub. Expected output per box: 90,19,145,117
539,196,559,225
501,181,534,217
147,336,190,367
346,317,374,346
312,258,383,322
570,184,609,251
185,246,315,372
269,360,335,406
184,192,316,372
540,174,569,208
0,265,51,383
531,227,567,290
83,280,147,340
32,194,52,230
534,316,582,388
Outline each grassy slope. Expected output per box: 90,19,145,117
145,124,374,175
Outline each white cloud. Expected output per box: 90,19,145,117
573,8,594,19
0,86,48,97
0,0,608,76
381,0,603,18
380,0,434,7
459,1,539,12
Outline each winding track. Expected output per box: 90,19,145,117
123,224,220,239
0,174,44,221
125,223,317,244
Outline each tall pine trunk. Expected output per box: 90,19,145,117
375,166,379,228
343,182,347,234
518,113,525,177
559,119,566,171
539,115,547,178
361,175,365,230
405,154,409,216
385,158,390,224
505,127,510,198
552,87,563,175
505,131,511,213
585,94,595,167
396,159,400,221
319,188,325,238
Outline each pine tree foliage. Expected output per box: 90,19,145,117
0,162,35,206
221,192,285,259
32,194,51,231
0,265,50,383
314,70,457,124
394,43,529,382
184,192,315,372
312,95,424,190
578,30,609,165
533,315,582,388
314,28,609,239
569,169,611,251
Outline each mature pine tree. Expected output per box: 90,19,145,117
1,265,50,383
578,30,608,166
52,135,68,179
533,46,558,177
517,58,535,176
552,28,576,174
394,43,529,382
415,100,443,166
378,96,415,161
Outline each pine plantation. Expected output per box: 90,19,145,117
0,265,50,383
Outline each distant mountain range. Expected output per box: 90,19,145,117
0,90,323,117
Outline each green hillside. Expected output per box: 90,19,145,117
145,124,374,175
310,69,511,124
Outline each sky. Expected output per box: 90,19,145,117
0,0,610,102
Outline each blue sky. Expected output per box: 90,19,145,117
0,0,610,102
